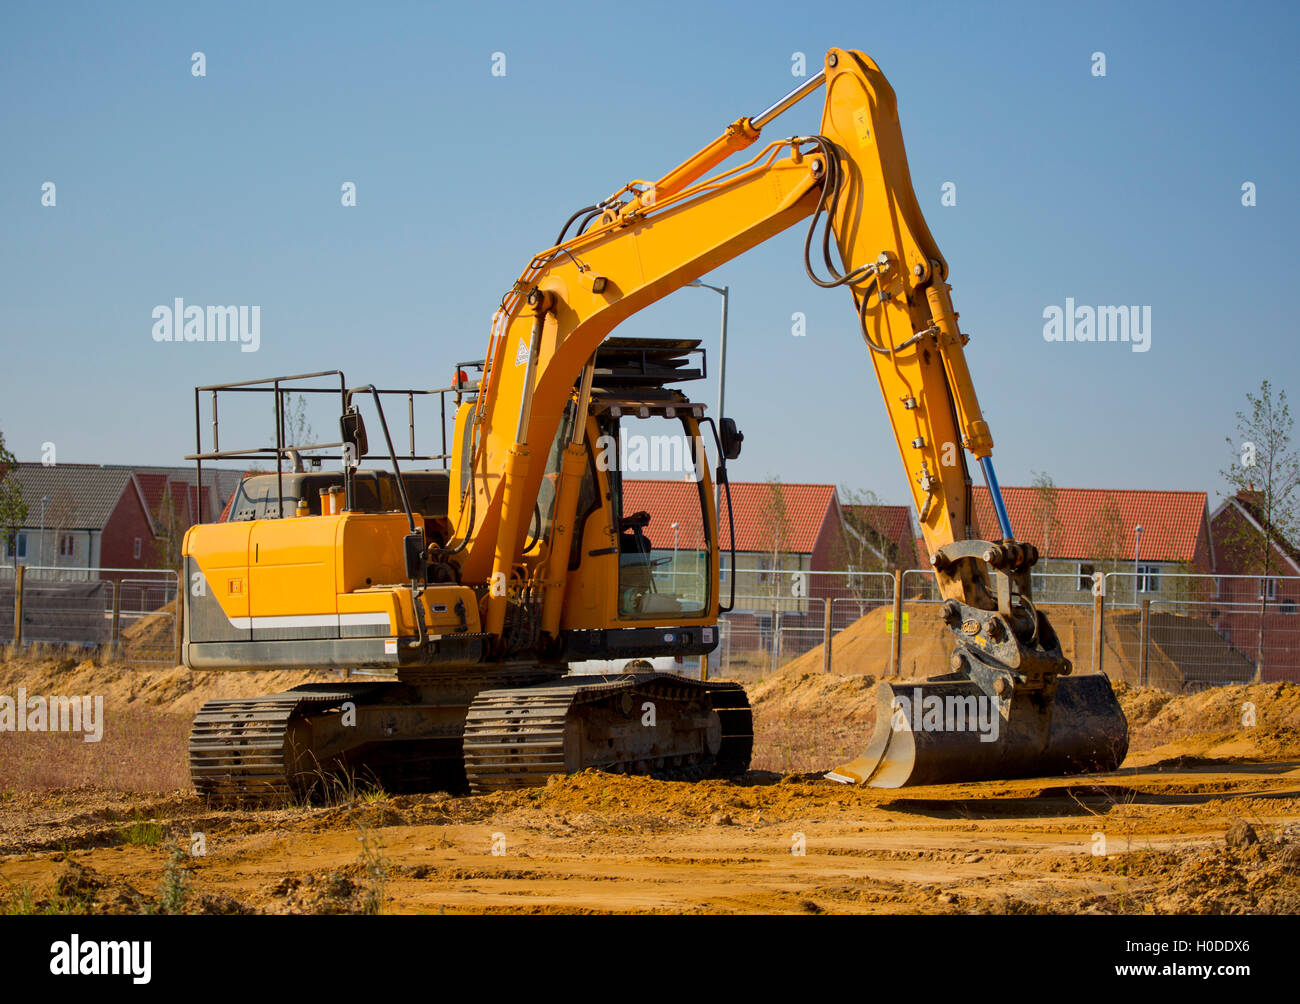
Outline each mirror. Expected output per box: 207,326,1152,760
720,417,744,460
340,408,369,464
403,531,426,580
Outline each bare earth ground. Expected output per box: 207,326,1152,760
2,653,1299,915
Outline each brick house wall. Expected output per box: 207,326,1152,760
1210,500,1300,681
98,483,156,581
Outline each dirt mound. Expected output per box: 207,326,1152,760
750,669,877,717
120,598,179,653
0,655,345,717
1107,609,1258,689
748,655,1300,770
782,602,1258,691
1099,825,1300,914
1127,680,1300,752
1111,681,1176,731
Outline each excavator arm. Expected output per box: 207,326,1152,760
451,47,1128,787
458,51,985,595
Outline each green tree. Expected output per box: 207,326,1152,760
756,477,793,668
1029,470,1061,560
284,394,317,455
147,482,186,576
1084,495,1129,603
0,430,27,567
1028,470,1062,599
1219,379,1300,675
837,486,905,613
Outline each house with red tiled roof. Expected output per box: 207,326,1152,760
1,464,153,577
620,480,848,614
1209,490,1300,681
970,485,1214,605
1,463,240,580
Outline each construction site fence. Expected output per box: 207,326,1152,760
0,565,180,665
711,568,1300,692
3,561,1294,689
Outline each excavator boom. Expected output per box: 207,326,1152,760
451,47,1126,787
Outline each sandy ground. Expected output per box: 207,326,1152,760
2,655,1299,915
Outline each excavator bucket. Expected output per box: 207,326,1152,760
826,672,1128,788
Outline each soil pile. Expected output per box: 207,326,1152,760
119,598,179,655
780,602,1258,690
0,655,347,717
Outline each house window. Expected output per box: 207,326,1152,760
1077,563,1095,591
59,534,75,557
1260,577,1279,601
4,532,26,559
1282,599,1297,616
757,556,772,584
133,537,142,560
1137,563,1160,593
718,554,728,583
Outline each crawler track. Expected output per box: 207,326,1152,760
188,685,382,802
463,673,752,793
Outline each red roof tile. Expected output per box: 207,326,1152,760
135,472,170,514
972,486,1208,563
621,480,837,553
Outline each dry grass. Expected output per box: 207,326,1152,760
0,707,191,792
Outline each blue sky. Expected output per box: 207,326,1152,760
2,0,1297,516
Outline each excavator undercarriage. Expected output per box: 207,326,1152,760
190,673,751,802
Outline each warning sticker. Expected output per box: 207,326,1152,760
853,106,872,146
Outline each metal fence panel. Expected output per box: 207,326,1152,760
1,566,179,665
1103,571,1297,687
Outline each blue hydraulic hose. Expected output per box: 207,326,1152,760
979,456,1014,541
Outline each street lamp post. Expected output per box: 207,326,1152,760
1133,524,1143,607
670,522,680,593
686,281,729,684
40,496,51,569
686,280,729,537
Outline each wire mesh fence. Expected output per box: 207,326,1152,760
0,566,179,665
3,558,1296,687
712,567,1300,690
1102,571,1298,688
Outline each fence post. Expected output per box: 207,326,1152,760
1139,598,1150,687
889,568,903,678
12,565,23,649
822,598,833,674
110,579,122,660
175,573,184,668
1091,582,1105,677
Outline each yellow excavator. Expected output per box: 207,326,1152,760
182,47,1127,800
